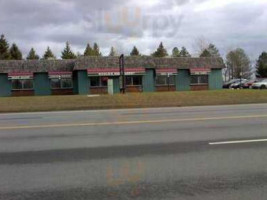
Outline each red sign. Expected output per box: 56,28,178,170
190,68,211,75
87,68,145,76
156,68,177,75
8,72,33,80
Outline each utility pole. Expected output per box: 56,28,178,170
119,54,126,94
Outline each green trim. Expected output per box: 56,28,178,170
177,69,190,91
0,73,11,97
34,73,51,96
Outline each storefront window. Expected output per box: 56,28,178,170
191,75,208,85
126,76,142,86
156,75,175,85
90,77,108,87
51,78,73,89
12,79,33,90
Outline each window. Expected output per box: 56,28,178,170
191,75,208,85
126,76,142,86
51,78,73,89
156,75,175,86
12,79,33,90
90,77,108,87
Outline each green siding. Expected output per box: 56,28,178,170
177,69,190,91
143,69,155,92
0,74,11,97
73,70,89,95
111,77,120,94
209,69,223,90
34,73,51,96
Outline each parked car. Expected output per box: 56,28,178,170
242,80,259,89
223,79,242,89
230,80,249,89
252,79,267,89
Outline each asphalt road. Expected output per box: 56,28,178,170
0,104,267,200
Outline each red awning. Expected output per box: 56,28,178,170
156,68,177,75
8,72,33,79
48,71,72,78
190,68,211,75
87,68,145,76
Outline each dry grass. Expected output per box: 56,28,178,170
0,90,267,113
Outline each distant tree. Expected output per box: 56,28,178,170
109,47,117,56
226,48,252,79
130,46,140,56
43,47,56,60
172,47,180,57
92,43,101,56
84,43,93,56
27,48,39,60
9,43,22,60
200,43,220,57
200,49,212,57
0,34,10,60
256,52,267,78
61,42,77,59
152,42,168,57
180,47,191,57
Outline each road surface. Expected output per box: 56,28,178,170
0,104,267,200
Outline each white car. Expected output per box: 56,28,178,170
252,79,267,89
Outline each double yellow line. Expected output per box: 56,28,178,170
0,114,267,130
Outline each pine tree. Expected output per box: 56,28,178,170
180,47,191,57
172,47,180,57
92,43,101,56
200,43,220,57
27,48,39,60
256,52,267,78
9,43,22,60
0,34,10,60
152,42,168,57
130,46,140,56
43,47,56,60
200,49,212,57
61,42,77,59
109,47,117,56
84,43,93,56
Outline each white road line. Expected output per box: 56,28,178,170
209,139,267,145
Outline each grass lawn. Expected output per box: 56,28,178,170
0,90,267,113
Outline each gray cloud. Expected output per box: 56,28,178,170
0,0,266,60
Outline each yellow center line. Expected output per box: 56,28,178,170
0,114,267,130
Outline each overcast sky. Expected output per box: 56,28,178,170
1,0,267,60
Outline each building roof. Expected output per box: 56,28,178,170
74,56,225,70
0,56,224,73
0,59,75,73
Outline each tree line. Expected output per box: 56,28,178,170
0,34,267,78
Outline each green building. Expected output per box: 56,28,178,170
0,57,224,97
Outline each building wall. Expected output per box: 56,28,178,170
156,86,176,92
52,89,73,95
0,73,11,97
34,73,51,96
143,69,155,92
209,69,223,90
73,70,89,95
177,69,190,91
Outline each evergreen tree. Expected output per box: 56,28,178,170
109,47,117,56
84,43,93,56
130,46,140,56
200,49,212,57
43,47,56,60
9,43,22,60
172,47,180,57
180,47,191,57
256,52,267,78
200,43,220,57
27,48,39,60
152,42,168,57
92,43,101,56
0,34,10,60
61,42,77,59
